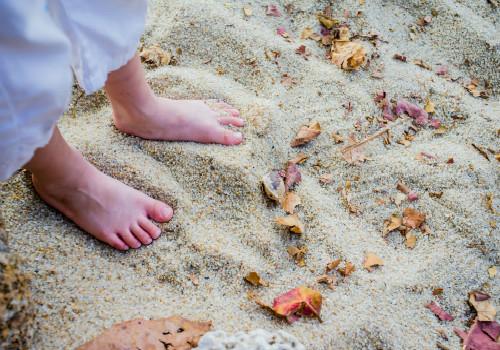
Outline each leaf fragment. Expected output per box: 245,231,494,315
283,192,301,214
284,162,302,190
139,45,172,68
383,214,403,236
244,271,268,287
363,252,384,272
276,214,305,234
472,144,490,161
243,5,253,17
266,4,281,17
325,259,342,273
403,208,426,229
426,301,455,321
291,122,321,147
287,246,307,267
405,232,417,249
338,261,355,276
319,173,334,184
331,28,366,70
316,274,336,290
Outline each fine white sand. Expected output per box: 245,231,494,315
1,0,498,349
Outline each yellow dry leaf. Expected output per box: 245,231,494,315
325,259,342,273
300,27,314,40
383,214,402,236
244,271,267,286
289,152,308,164
317,14,338,29
139,45,171,67
276,214,305,234
487,266,496,278
363,252,384,272
283,192,301,214
243,5,253,16
338,261,356,276
331,28,366,70
359,0,365,4
424,99,435,113
405,232,416,249
291,122,321,147
287,246,307,267
469,291,496,321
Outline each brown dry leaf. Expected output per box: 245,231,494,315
331,131,344,144
326,259,342,273
244,272,268,287
291,122,321,147
363,252,384,272
341,135,367,165
383,214,403,236
77,316,211,350
469,291,497,321
188,273,199,286
472,144,490,161
283,192,301,214
139,45,172,68
405,232,417,249
316,274,336,290
403,208,426,229
413,59,432,70
300,27,314,39
424,99,436,113
338,261,356,276
319,173,334,184
331,28,366,70
262,171,286,203
243,5,253,17
287,246,307,267
289,152,308,164
276,214,305,234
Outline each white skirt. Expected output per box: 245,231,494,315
0,0,147,180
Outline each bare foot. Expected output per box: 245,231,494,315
112,98,244,145
105,55,244,145
26,128,173,251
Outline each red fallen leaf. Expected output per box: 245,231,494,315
426,301,454,321
272,286,322,323
295,45,310,59
266,4,281,17
277,26,288,37
430,119,441,129
436,65,448,76
395,99,429,126
455,320,500,350
284,162,302,190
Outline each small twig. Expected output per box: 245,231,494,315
341,118,404,154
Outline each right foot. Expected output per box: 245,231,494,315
31,149,173,251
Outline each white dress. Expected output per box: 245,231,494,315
0,0,147,180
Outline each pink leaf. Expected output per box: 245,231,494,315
407,191,418,201
395,99,429,126
266,5,281,17
456,321,500,350
436,65,448,76
277,26,287,37
429,119,441,129
285,163,302,191
426,301,454,321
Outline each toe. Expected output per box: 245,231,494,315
210,128,243,145
107,235,129,251
224,108,240,117
217,116,245,127
131,223,153,245
148,200,173,223
139,217,162,240
118,231,142,249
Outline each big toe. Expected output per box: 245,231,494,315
148,200,173,222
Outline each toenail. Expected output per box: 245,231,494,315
235,132,243,139
161,206,171,218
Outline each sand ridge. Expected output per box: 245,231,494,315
1,0,499,349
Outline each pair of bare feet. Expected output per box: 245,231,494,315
24,55,244,251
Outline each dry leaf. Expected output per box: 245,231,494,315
341,135,367,165
139,45,172,68
454,320,500,350
244,272,267,287
383,214,403,236
289,153,308,164
436,65,448,76
243,5,253,16
276,26,289,37
283,192,301,214
300,27,314,40
396,181,410,194
287,246,307,267
425,99,436,113
338,261,355,276
405,232,417,249
472,144,490,161
317,14,338,29
319,173,334,184
272,286,322,323
280,74,296,88
266,4,281,17
326,259,342,273
486,193,494,213
363,252,384,272
413,59,432,70
291,122,321,147
77,316,211,350
426,301,454,321
316,274,336,290
331,131,344,144
276,214,305,234
403,208,426,229
395,99,429,126
393,53,407,62
331,28,366,70
284,162,302,190
488,266,497,278
188,273,199,286
469,291,496,322
262,171,285,203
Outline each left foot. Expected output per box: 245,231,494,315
112,97,245,145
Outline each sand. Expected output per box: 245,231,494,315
1,0,499,349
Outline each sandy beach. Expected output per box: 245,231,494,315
1,0,499,349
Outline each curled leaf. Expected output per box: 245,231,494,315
403,208,426,229
331,28,366,70
383,214,403,236
316,274,336,290
395,99,429,126
426,301,455,321
338,261,355,276
272,286,322,323
289,153,308,165
469,291,496,322
284,163,302,190
139,45,172,68
276,214,305,234
77,316,211,350
287,246,307,267
244,272,268,287
266,4,281,17
283,192,301,214
291,122,321,147
455,320,500,350
262,171,286,203
363,252,384,272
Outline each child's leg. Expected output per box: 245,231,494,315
24,127,173,251
105,55,245,145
